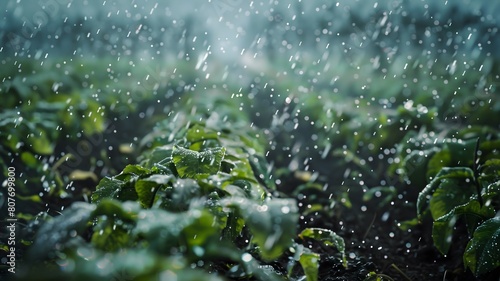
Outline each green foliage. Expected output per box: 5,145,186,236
20,103,305,280
432,200,495,255
172,145,226,179
299,227,347,267
299,252,320,281
29,202,96,260
464,217,500,277
412,133,500,276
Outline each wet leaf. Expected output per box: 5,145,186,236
172,145,226,179
223,197,298,261
417,167,475,218
433,200,495,255
30,202,95,260
91,222,130,251
135,174,175,208
429,178,474,220
299,252,320,281
91,177,138,204
133,208,218,253
464,217,500,276
299,228,346,267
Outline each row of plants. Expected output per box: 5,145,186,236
9,97,348,280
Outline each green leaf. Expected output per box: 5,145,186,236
136,174,174,208
132,208,218,253
429,178,474,220
92,165,152,204
29,130,54,154
464,217,500,276
172,145,226,179
479,159,500,184
223,197,298,261
122,164,151,175
417,167,474,217
186,124,219,143
135,180,159,208
93,200,140,222
20,151,38,167
91,222,131,251
140,145,174,169
91,177,138,204
299,252,320,281
299,228,346,267
29,202,95,260
182,210,219,247
249,154,277,190
479,181,500,202
432,201,495,255
397,217,420,231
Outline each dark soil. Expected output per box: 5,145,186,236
295,190,500,281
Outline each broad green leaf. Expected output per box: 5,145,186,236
477,181,500,202
417,167,474,217
249,154,277,190
91,222,131,251
429,178,474,220
30,202,95,260
223,198,298,261
140,145,173,169
479,159,500,184
91,177,138,204
135,180,160,208
132,209,187,251
122,164,151,175
464,217,500,276
433,201,495,255
133,208,218,253
182,211,219,247
172,145,226,179
299,252,320,281
136,174,174,208
398,147,438,188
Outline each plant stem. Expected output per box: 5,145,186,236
363,212,377,240
390,264,412,281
